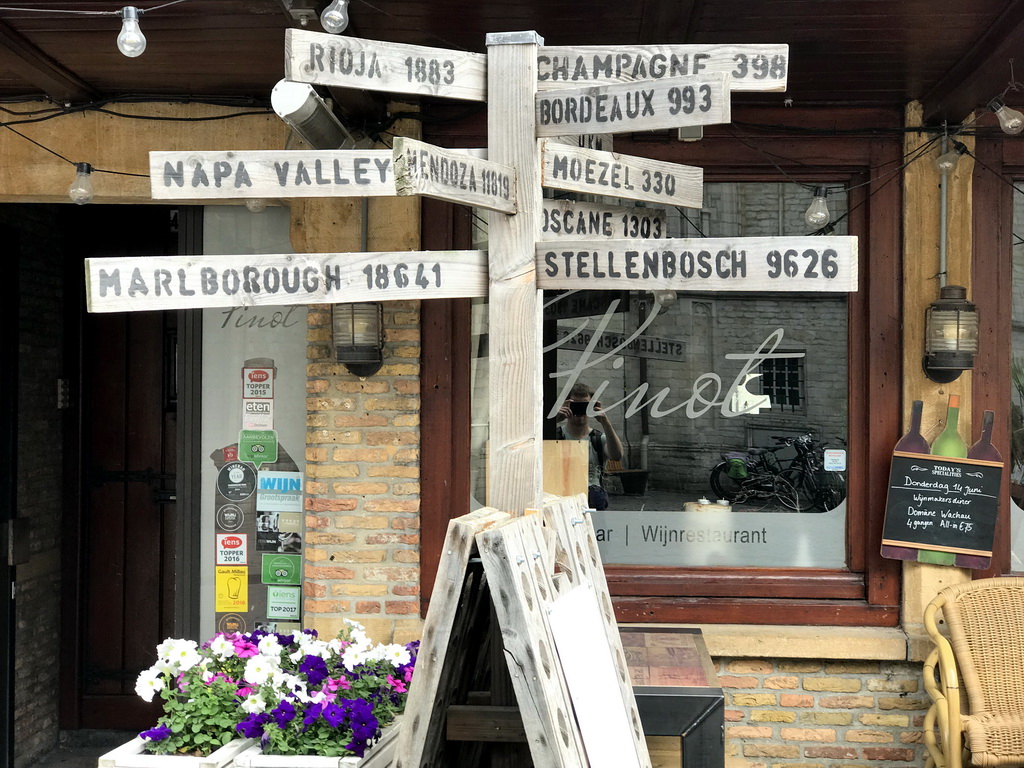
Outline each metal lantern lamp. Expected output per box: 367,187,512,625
923,285,979,383
332,303,384,376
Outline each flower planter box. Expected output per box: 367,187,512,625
233,716,401,768
97,738,256,768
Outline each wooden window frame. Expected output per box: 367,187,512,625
421,106,903,625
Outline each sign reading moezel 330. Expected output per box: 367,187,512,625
536,44,789,91
285,28,487,102
84,251,489,312
536,236,859,292
149,150,396,200
536,74,730,136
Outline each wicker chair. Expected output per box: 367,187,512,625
923,577,1024,768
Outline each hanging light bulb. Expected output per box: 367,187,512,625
804,186,830,229
987,98,1024,135
320,0,350,34
935,140,968,173
245,199,267,213
117,7,147,57
69,163,94,205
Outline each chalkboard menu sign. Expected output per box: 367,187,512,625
881,451,1002,557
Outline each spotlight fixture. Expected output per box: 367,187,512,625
935,140,968,173
923,285,979,383
320,0,350,34
332,303,385,377
117,7,146,57
271,79,358,150
804,186,830,229
68,163,94,205
987,98,1024,135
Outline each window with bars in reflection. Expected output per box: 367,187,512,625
759,353,805,413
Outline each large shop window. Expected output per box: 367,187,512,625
1008,192,1024,571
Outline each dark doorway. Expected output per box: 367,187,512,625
62,205,186,729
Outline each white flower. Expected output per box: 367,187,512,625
257,635,282,657
158,638,201,672
342,645,369,672
379,643,411,667
241,694,266,714
244,655,281,686
208,634,236,659
135,669,165,702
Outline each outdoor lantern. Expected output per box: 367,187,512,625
923,285,979,383
332,302,384,377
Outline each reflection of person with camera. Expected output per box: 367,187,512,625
554,382,623,510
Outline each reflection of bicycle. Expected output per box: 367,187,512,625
709,445,798,511
775,433,847,512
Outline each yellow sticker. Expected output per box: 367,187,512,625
216,566,248,612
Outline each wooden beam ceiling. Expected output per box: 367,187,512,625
0,19,97,104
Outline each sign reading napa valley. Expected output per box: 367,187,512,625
536,236,858,292
393,137,517,214
285,28,487,102
149,150,396,199
84,251,488,312
536,74,730,136
536,44,789,92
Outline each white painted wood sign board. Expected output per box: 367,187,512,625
84,251,489,313
536,74,731,137
285,28,487,102
536,236,859,292
149,150,396,200
393,137,517,214
537,44,789,91
541,200,668,240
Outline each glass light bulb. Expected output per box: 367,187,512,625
321,0,350,34
989,98,1024,135
935,148,960,173
69,163,94,205
117,7,146,58
804,187,830,228
245,198,267,213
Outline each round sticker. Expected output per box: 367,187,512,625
218,461,256,501
216,503,245,531
217,613,246,634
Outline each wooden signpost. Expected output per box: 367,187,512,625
541,200,667,240
393,137,517,214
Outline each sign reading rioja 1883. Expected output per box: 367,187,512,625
882,452,1002,557
84,251,488,313
536,236,858,292
537,44,789,91
285,28,487,102
541,141,702,208
536,75,730,137
393,137,516,214
149,151,395,199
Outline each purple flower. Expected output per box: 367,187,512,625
139,723,172,742
299,655,329,688
271,700,296,728
322,702,346,728
303,700,326,730
236,712,271,739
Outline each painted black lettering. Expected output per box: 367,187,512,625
163,161,184,187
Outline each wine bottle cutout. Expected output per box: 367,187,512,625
967,410,1001,461
894,400,929,453
931,394,967,458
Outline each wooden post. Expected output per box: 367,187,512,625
485,31,545,515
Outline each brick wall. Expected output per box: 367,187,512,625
5,204,64,768
302,301,424,646
719,658,927,768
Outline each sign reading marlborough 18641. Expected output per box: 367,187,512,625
881,452,1002,557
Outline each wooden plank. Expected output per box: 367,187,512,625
394,507,510,768
537,44,790,92
486,31,546,515
476,515,588,767
446,705,527,742
536,236,859,292
150,150,396,200
393,137,517,214
536,74,730,137
84,250,488,313
542,200,667,240
285,28,487,102
540,141,703,208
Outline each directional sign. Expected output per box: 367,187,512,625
540,140,702,208
84,250,488,313
393,137,517,214
542,200,667,240
536,236,859,292
150,150,396,200
536,74,730,137
285,29,487,102
537,44,789,92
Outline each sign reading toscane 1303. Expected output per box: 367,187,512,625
536,236,858,292
84,251,488,313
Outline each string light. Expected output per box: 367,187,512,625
987,97,1024,135
804,186,830,228
935,140,968,173
68,163,94,204
116,7,146,57
320,0,350,34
